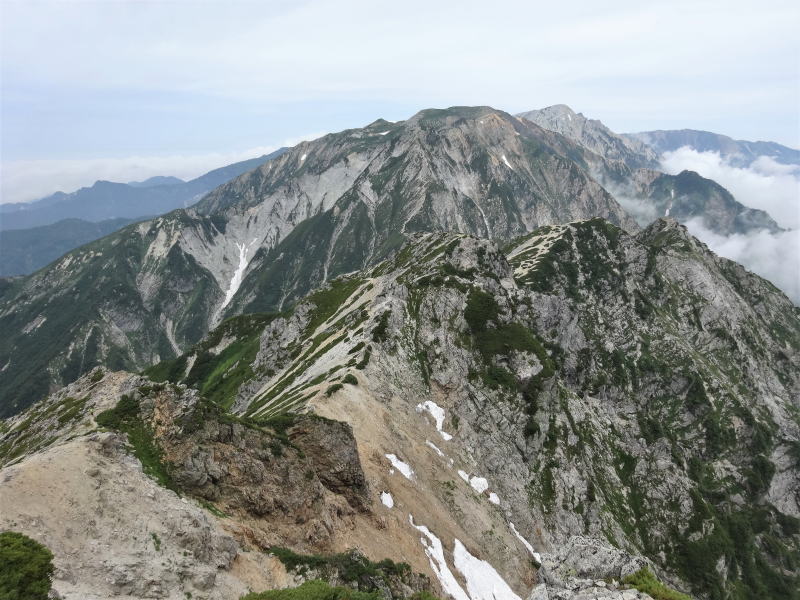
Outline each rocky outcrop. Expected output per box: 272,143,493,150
537,537,651,589
528,583,655,600
0,429,281,600
121,380,372,550
288,417,370,511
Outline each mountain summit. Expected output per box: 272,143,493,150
517,104,659,169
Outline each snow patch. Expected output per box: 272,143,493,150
376,131,390,136
458,470,490,494
501,154,514,170
385,454,414,480
472,199,492,237
182,354,196,379
426,440,446,458
509,522,541,563
409,516,470,600
380,491,394,508
416,400,453,440
163,318,181,355
453,539,522,600
217,239,257,317
488,492,500,505
469,476,489,494
300,153,307,162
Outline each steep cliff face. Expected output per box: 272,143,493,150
211,106,641,317
141,218,800,600
0,106,639,417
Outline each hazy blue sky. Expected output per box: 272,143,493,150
2,0,798,203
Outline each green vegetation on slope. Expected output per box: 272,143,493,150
622,568,691,600
0,216,144,277
241,580,380,600
269,546,411,580
304,277,365,336
0,531,54,600
95,394,177,492
146,312,279,410
0,214,221,418
463,287,556,426
258,548,437,600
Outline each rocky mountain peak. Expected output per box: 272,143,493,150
517,105,659,170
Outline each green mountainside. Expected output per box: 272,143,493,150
0,216,145,276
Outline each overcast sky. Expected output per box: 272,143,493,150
1,0,798,203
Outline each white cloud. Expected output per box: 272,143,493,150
685,217,800,305
0,133,322,204
613,194,659,226
661,147,800,229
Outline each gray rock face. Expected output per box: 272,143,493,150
528,582,655,600
538,536,651,588
517,105,659,170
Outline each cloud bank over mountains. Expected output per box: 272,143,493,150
661,146,799,304
686,218,799,304
661,147,799,229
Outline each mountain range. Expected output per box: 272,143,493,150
0,104,798,600
0,149,287,231
3,107,788,280
0,149,287,277
625,129,800,167
0,106,789,416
